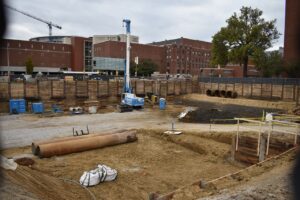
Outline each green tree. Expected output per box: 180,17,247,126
253,50,284,77
25,58,34,74
211,7,280,77
285,62,300,78
130,59,157,77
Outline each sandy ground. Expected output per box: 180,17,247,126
0,94,297,199
0,104,243,149
1,130,243,200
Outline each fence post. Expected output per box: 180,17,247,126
8,81,11,99
260,83,263,98
293,84,296,101
97,80,99,98
250,82,253,98
86,80,89,97
107,80,109,96
297,86,300,107
270,83,273,100
281,83,284,100
242,82,244,97
23,79,26,98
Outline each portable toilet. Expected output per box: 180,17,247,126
9,99,26,114
159,98,166,110
32,102,44,114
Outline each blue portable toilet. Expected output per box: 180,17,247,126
9,99,26,114
159,98,166,110
32,102,44,114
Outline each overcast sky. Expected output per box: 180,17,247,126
4,0,285,50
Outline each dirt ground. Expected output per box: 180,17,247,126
1,130,243,200
0,94,297,199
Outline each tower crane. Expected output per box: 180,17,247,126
4,4,62,37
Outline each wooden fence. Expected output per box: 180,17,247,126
0,78,299,112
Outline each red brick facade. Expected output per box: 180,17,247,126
284,0,300,64
0,39,72,70
152,38,212,75
94,41,166,72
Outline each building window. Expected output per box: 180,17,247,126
53,46,55,50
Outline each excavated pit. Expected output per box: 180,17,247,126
1,130,243,200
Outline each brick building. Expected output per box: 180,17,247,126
0,36,91,74
284,0,300,65
0,39,72,73
152,37,212,75
93,41,165,73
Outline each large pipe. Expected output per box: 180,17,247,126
36,131,137,158
32,129,127,155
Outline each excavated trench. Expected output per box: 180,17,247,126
1,130,243,200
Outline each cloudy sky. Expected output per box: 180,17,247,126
4,0,285,49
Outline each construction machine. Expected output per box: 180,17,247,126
118,19,144,112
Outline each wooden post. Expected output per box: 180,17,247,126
75,80,78,97
37,80,40,99
257,123,262,156
50,80,53,98
143,80,146,95
107,80,109,96
63,80,66,98
23,79,26,98
233,82,235,94
259,135,266,162
116,79,119,96
270,83,273,100
242,82,244,97
236,119,240,151
250,82,253,98
159,81,161,96
8,82,11,99
297,86,300,107
293,84,296,101
86,80,89,97
260,83,263,98
173,80,176,94
97,81,99,98
231,135,236,161
266,122,271,156
281,83,284,100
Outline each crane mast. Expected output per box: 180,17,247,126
4,4,62,37
122,19,131,93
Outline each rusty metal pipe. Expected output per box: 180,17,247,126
32,129,127,155
36,131,137,158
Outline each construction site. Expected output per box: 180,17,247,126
1,0,300,200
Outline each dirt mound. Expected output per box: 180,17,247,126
15,158,35,166
178,100,282,124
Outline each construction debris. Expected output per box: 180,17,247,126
0,155,18,170
80,164,117,187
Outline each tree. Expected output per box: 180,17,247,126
25,58,34,74
211,7,280,77
130,59,157,77
253,50,284,77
